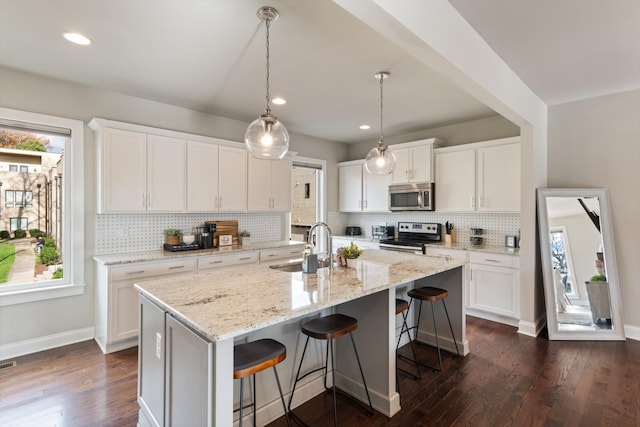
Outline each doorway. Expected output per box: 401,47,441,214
289,157,325,247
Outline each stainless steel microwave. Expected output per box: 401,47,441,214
389,182,434,211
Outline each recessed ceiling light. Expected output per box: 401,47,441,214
272,97,286,105
63,32,91,46
360,124,371,130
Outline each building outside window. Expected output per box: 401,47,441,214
10,217,28,231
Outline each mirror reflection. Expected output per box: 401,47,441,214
537,188,625,340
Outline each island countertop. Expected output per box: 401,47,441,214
134,249,464,342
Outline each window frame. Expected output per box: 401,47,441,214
0,107,85,306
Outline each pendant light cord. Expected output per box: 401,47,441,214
379,74,384,144
264,17,272,115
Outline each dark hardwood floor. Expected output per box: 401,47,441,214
2,316,639,426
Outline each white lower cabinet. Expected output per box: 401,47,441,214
468,251,520,325
95,258,196,354
197,251,259,270
259,244,306,263
138,295,166,427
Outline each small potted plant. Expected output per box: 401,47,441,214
239,230,251,246
164,229,182,245
338,241,363,268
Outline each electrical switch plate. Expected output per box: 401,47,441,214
155,332,162,360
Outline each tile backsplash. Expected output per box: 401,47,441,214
96,212,282,255
333,211,520,247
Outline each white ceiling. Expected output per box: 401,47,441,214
1,1,638,143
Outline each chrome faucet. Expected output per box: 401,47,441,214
308,222,333,270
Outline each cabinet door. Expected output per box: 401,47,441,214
148,135,186,211
409,144,433,183
101,128,147,212
270,157,292,211
187,141,219,212
469,263,520,318
435,149,475,211
165,315,213,426
247,156,273,211
338,163,363,212
390,147,410,184
138,295,165,427
108,280,139,343
218,146,247,211
364,172,391,211
476,143,520,212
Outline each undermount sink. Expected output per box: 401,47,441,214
269,258,332,272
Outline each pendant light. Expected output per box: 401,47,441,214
365,71,396,175
245,6,289,160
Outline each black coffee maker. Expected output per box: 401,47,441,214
200,223,216,248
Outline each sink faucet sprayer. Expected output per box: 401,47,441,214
308,222,333,270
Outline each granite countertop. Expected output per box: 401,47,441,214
93,240,305,266
134,249,465,342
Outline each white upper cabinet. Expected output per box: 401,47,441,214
97,129,186,212
147,134,186,212
187,142,247,212
247,156,292,212
338,160,391,212
390,138,442,184
435,137,520,212
99,128,148,212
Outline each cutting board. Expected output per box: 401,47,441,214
205,220,238,246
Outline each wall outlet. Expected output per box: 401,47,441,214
155,332,162,360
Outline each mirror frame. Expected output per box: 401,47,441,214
537,188,625,340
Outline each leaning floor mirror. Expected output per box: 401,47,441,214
537,188,625,340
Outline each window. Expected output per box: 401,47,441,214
550,226,577,297
4,190,33,207
0,107,85,306
10,217,28,231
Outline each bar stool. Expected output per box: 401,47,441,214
405,287,460,371
395,298,421,385
288,313,373,426
234,338,291,427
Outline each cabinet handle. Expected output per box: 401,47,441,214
208,260,223,264
148,193,152,207
484,258,501,263
239,257,252,261
218,196,222,209
126,270,146,275
470,196,475,209
479,196,485,208
267,253,276,257
168,265,186,270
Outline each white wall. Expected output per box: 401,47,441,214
548,89,640,333
0,65,347,352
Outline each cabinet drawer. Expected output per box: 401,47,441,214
469,252,519,269
111,259,196,281
197,252,258,270
259,246,305,262
424,247,467,261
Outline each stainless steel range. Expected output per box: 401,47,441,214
379,221,441,252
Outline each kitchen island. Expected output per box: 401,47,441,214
135,249,466,426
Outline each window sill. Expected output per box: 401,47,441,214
0,283,85,307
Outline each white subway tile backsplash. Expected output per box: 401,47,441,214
332,211,520,246
96,212,282,254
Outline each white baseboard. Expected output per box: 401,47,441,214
466,309,519,327
624,324,640,341
518,314,546,337
0,327,95,361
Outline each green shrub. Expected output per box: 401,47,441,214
29,229,44,238
0,230,9,239
39,246,60,265
14,229,27,238
43,237,56,248
52,268,63,279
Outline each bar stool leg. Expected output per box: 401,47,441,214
239,377,245,427
430,301,443,371
272,366,291,427
288,336,311,414
396,307,421,383
349,333,374,415
441,299,460,357
330,339,338,426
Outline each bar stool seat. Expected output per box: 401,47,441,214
405,287,460,371
395,298,421,387
234,338,290,427
289,313,373,426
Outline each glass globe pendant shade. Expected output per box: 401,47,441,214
245,112,289,160
365,141,396,175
